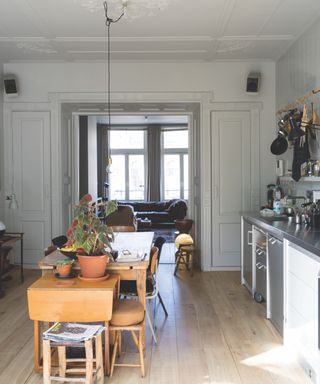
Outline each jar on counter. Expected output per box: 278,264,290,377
267,184,275,209
273,185,282,214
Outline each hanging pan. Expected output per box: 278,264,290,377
270,131,288,155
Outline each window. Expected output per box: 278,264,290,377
109,130,146,200
162,130,188,200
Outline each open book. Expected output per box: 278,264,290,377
43,322,103,342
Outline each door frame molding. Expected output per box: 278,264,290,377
4,91,212,268
204,101,262,271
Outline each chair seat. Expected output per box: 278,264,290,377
120,274,154,295
111,300,144,327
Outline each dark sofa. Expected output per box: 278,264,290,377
121,199,187,228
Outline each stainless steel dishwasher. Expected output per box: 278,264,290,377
267,235,283,336
253,227,267,303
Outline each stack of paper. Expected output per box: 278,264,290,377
43,322,103,342
116,251,145,263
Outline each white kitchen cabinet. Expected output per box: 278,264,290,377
284,240,320,383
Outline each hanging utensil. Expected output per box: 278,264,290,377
270,131,288,155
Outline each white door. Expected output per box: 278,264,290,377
10,111,51,267
211,111,253,269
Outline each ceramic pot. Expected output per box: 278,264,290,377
77,254,109,278
175,219,194,234
56,263,73,277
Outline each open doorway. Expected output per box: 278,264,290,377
60,100,200,266
73,114,190,264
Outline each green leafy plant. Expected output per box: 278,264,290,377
66,194,117,256
56,259,74,266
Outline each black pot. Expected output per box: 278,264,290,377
270,132,288,155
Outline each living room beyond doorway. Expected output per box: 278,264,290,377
74,113,192,265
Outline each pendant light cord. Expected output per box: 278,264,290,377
104,1,125,162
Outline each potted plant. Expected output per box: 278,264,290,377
66,194,117,279
56,259,74,277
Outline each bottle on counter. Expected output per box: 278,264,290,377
267,184,275,209
273,184,282,215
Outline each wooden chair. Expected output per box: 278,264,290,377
110,225,136,232
43,332,104,384
109,225,136,232
120,246,161,344
109,300,145,377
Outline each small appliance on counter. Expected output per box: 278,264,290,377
306,190,320,203
0,221,6,237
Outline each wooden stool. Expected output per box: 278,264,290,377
43,333,104,384
174,244,195,276
109,300,145,377
174,234,195,277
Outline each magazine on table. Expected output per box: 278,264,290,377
43,322,103,342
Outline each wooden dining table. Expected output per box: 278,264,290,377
27,272,119,375
37,231,154,354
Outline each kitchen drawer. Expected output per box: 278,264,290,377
287,243,320,292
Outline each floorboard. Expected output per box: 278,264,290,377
0,253,312,384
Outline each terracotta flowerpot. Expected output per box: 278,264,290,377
56,263,73,277
77,254,109,278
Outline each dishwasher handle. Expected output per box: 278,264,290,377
256,262,266,270
268,236,277,245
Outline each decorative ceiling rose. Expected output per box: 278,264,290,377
216,40,255,54
74,0,174,19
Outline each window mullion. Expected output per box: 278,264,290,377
125,154,129,200
180,153,184,199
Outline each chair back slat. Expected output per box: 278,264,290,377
149,246,159,275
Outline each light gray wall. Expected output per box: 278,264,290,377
277,18,320,195
3,60,276,205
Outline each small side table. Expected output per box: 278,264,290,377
137,218,152,231
0,232,24,298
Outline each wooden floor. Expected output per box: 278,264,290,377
0,261,312,383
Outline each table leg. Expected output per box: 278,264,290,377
136,269,146,347
34,320,42,373
104,321,110,376
0,246,4,299
20,237,24,283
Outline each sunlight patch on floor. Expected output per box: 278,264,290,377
241,345,299,376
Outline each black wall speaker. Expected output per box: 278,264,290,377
3,76,18,95
246,72,260,94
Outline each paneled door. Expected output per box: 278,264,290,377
211,110,254,269
10,111,51,267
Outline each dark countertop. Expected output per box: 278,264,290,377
242,212,320,257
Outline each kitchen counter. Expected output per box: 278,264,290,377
242,212,320,257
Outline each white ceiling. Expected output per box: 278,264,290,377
0,0,320,63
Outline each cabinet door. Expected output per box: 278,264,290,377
285,241,320,378
241,218,253,291
268,236,283,335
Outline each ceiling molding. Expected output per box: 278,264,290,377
1,0,320,62
219,35,293,41
55,36,215,42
